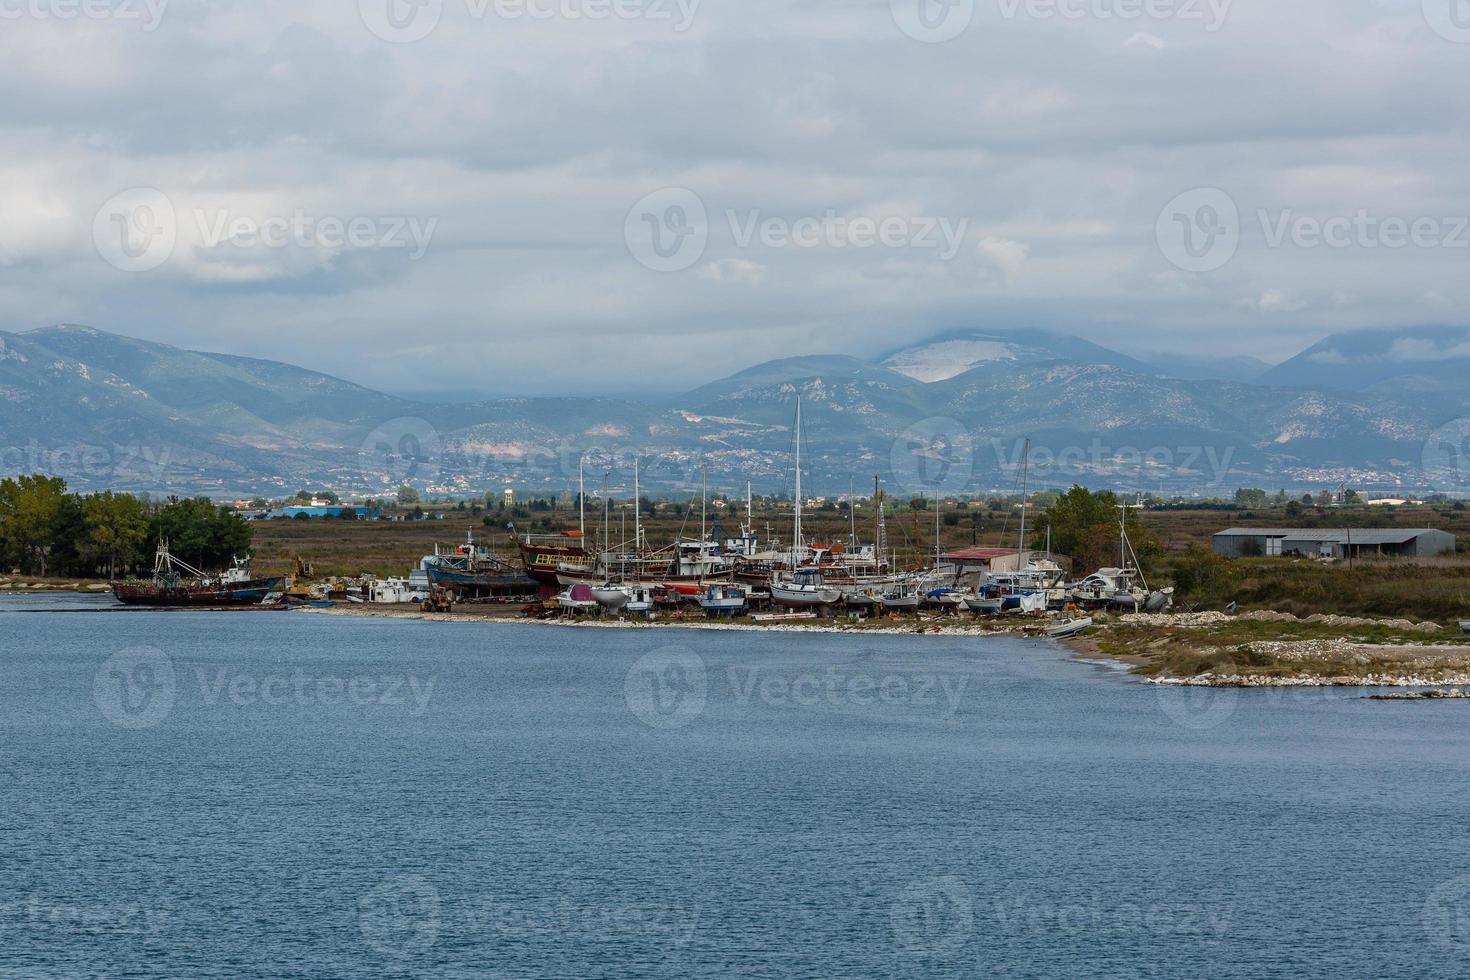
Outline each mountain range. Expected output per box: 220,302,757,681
3,324,1469,498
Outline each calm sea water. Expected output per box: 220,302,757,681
3,593,1470,978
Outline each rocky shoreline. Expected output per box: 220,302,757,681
297,603,1053,639
1086,610,1470,690
0,580,112,593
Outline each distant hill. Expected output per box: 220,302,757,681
879,328,1147,382
1139,352,1272,384
0,324,1465,496
1258,326,1470,394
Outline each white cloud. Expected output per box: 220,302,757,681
1249,290,1309,314
699,258,768,285
977,237,1030,283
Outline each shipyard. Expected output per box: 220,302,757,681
6,415,1470,690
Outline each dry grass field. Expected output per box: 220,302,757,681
249,501,1470,581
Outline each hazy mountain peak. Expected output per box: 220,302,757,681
1259,326,1470,392
879,329,1146,383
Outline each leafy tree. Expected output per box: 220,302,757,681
1234,488,1268,509
0,474,67,575
82,491,149,579
149,498,252,570
1037,485,1159,571
398,486,420,505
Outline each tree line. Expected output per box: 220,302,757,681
0,475,253,579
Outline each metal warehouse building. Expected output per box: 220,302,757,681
1212,527,1457,559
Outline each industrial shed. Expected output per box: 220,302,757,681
1211,527,1457,559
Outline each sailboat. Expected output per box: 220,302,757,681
965,437,1050,614
1068,498,1173,611
769,397,841,609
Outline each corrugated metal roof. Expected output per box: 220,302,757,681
1214,527,1446,544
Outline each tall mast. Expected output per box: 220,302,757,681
874,475,887,562
934,495,940,569
1120,502,1127,568
849,475,857,549
634,457,642,552
578,456,586,539
602,471,610,562
701,464,708,543
1017,437,1030,556
793,397,803,559
745,481,753,539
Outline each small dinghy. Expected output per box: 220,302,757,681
1046,617,1093,639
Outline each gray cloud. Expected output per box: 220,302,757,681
2,0,1468,394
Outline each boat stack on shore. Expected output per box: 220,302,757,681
106,413,1170,637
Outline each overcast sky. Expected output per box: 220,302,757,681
3,0,1468,395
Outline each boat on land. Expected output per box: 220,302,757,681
1067,500,1173,612
513,526,595,586
924,586,966,610
556,583,600,613
590,584,633,611
771,569,841,609
557,539,735,596
624,586,657,617
1046,616,1094,639
769,399,844,610
878,581,922,612
697,583,749,617
964,594,1004,616
425,531,539,600
112,543,284,607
